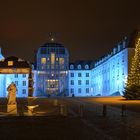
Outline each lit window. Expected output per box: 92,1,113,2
8,61,13,66
78,73,82,77
59,58,64,65
56,58,58,61
51,53,55,65
22,81,26,86
41,58,46,64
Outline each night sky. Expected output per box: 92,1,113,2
0,0,140,62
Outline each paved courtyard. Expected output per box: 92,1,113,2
0,96,140,140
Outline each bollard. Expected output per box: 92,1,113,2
20,106,24,116
79,104,84,117
60,104,64,115
63,105,68,117
53,99,58,106
102,104,107,117
121,104,126,117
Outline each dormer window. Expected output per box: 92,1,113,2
70,64,74,70
8,61,13,66
78,65,81,70
85,65,89,69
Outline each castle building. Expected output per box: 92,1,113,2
0,30,139,97
33,30,139,97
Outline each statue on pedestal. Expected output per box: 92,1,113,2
7,82,17,105
7,82,17,115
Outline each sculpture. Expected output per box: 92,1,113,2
7,82,17,105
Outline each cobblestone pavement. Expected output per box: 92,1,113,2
0,97,140,140
58,97,140,140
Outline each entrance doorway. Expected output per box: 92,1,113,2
47,79,59,95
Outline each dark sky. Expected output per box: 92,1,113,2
0,0,140,62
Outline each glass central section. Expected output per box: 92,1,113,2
36,43,69,97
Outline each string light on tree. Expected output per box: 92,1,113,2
124,34,140,99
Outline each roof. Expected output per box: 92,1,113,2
94,29,140,68
69,60,94,70
40,43,64,48
0,56,31,68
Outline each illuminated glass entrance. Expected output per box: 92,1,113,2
47,79,59,94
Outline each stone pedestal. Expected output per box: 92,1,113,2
7,104,17,115
26,105,39,116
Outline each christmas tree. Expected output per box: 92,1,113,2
124,35,140,99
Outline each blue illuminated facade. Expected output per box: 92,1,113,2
34,43,69,97
0,55,32,97
69,61,94,97
0,30,139,97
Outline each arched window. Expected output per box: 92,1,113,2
70,64,74,69
85,65,89,69
78,65,81,70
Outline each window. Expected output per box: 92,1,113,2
78,88,81,93
86,73,89,77
78,73,82,77
15,74,18,78
78,80,81,85
23,74,26,78
15,81,18,86
51,53,55,65
40,48,46,54
70,80,74,85
71,73,74,77
8,61,13,66
78,65,81,69
23,81,26,86
70,65,74,69
70,88,74,94
59,48,65,54
41,58,46,64
59,58,64,65
86,80,89,85
85,65,89,69
22,89,26,94
86,88,89,93
50,48,55,53
122,55,124,62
